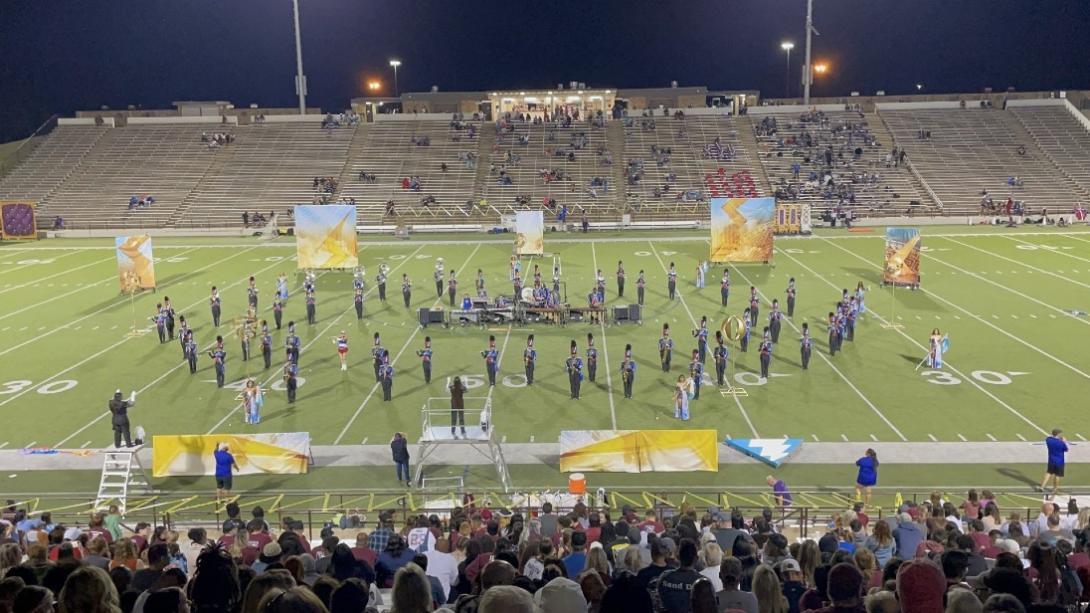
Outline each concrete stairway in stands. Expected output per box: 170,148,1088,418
867,113,940,211
737,116,774,195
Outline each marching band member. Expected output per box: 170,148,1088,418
333,331,349,371
260,321,272,369
659,323,673,371
401,274,412,308
209,336,227,388
552,265,561,296
749,286,759,327
209,286,222,327
380,352,395,401
565,341,583,399
740,308,752,352
283,361,298,403
305,289,316,325
800,322,812,370
828,311,840,356
434,258,445,298
786,277,797,318
354,286,364,320
720,269,730,307
595,268,605,296
162,296,176,340
667,262,677,300
152,303,167,343
637,270,646,306
247,276,258,310
692,316,709,364
524,334,536,385
586,333,598,383
769,299,783,344
447,270,458,307
476,268,486,293
285,321,300,365
177,314,190,357
713,331,728,386
688,349,704,400
621,344,636,399
184,330,198,374
616,260,625,298
376,265,388,302
482,335,498,386
272,296,283,330
417,336,433,383
372,333,384,382
759,327,773,381
513,272,523,302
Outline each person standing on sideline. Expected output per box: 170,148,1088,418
380,353,394,401
586,333,598,383
209,286,222,327
759,328,773,381
713,331,728,386
1040,429,1068,497
214,443,239,500
449,377,466,438
109,389,136,448
447,269,458,307
667,262,677,300
523,335,536,385
416,336,433,383
767,475,793,507
800,323,812,370
391,433,410,487
720,269,730,307
482,335,498,386
333,331,349,371
855,448,879,506
786,278,796,318
616,260,625,297
637,270,646,306
621,344,636,399
659,324,673,371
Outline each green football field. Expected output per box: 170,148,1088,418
1,225,1089,498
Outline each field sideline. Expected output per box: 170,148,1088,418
1,225,1089,493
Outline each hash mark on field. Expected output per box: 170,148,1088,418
928,434,938,442
1050,314,1057,318
25,441,36,448
811,434,820,442
840,434,849,442
1016,434,1027,441
953,315,961,320
915,315,922,320
957,434,967,442
1078,434,1088,442
0,327,7,332
37,326,44,331
360,437,368,445
110,325,117,330
986,434,997,442
0,443,7,449
530,435,535,442
18,327,26,331
501,435,507,443
92,326,99,330
1011,315,1019,319
1030,314,1038,319
869,434,878,442
991,314,999,319
80,441,91,449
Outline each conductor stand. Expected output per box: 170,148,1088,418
412,397,511,493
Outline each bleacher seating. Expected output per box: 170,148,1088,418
337,119,483,224
621,114,765,217
751,110,926,217
0,125,108,208
881,108,1080,215
176,123,354,227
36,125,223,228
479,118,616,221
1008,105,1090,201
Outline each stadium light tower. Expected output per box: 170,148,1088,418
291,0,307,114
389,59,402,96
802,0,819,106
781,41,795,98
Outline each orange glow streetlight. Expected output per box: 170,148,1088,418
367,80,382,93
813,63,829,75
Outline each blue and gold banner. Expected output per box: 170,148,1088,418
884,227,921,286
515,211,544,255
115,235,156,291
294,205,358,269
709,197,775,263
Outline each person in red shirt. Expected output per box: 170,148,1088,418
130,522,151,554
638,510,665,535
585,513,603,545
351,532,378,567
246,521,272,551
86,513,112,544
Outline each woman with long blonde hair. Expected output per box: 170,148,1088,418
797,539,821,587
752,564,789,613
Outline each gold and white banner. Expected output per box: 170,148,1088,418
152,433,310,477
559,430,718,473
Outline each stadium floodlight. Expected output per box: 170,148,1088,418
389,59,402,96
813,63,828,75
916,83,924,91
367,80,382,92
291,0,307,114
781,41,795,98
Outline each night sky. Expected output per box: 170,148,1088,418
2,0,1089,142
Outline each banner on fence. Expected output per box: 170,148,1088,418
514,211,544,256
559,430,718,473
152,432,310,477
115,235,156,291
709,197,775,262
0,201,37,240
883,227,921,286
294,205,358,269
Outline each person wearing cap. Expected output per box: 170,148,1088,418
251,541,282,573
1040,428,1069,497
534,576,587,613
108,389,136,448
780,558,807,612
214,443,239,500
897,559,947,613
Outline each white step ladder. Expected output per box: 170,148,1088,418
94,447,152,513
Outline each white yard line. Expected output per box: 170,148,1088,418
0,249,83,276
0,246,262,358
50,251,304,446
727,261,908,441
330,244,479,444
0,255,117,296
590,242,619,431
1004,235,1090,266
0,247,203,322
813,238,1049,436
943,237,1090,290
649,241,759,437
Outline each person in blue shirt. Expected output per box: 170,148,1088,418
562,531,588,578
855,448,879,506
214,443,239,501
1041,428,1069,496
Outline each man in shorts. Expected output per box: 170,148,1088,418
215,442,239,500
1040,428,1068,498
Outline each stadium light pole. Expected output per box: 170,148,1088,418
781,41,795,98
291,0,307,114
802,0,818,106
389,59,402,96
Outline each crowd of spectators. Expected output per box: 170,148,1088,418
201,132,235,149
322,112,361,129
127,195,155,210
314,177,339,194
4,491,1088,612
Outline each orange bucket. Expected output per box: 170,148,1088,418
568,473,587,495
